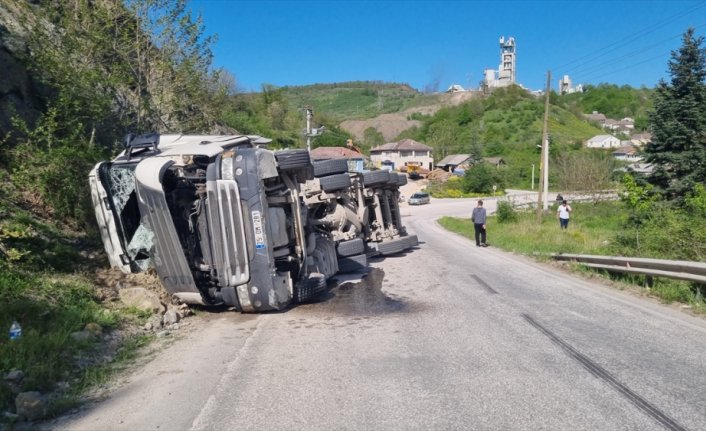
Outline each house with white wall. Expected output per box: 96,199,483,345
370,139,434,171
586,134,621,149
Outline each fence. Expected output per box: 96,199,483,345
501,190,619,209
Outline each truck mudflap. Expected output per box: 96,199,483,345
134,158,201,297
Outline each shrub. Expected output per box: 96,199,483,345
496,201,517,223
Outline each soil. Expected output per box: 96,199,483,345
340,91,477,141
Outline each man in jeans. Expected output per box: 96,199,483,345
557,199,572,229
471,199,488,247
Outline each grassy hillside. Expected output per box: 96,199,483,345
396,85,608,188
280,81,439,120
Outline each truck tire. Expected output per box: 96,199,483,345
313,159,349,177
337,238,365,257
376,237,407,255
337,253,368,273
275,149,310,170
295,273,327,303
319,173,351,192
403,234,418,249
363,170,390,187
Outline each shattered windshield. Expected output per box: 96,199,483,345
107,163,153,271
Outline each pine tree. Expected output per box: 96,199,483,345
645,28,706,200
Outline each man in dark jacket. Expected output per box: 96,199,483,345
471,200,487,247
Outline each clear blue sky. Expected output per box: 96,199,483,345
190,0,706,93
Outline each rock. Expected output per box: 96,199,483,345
15,391,48,421
3,370,24,382
162,309,180,326
177,303,192,318
156,330,170,338
119,287,166,314
167,323,180,331
84,322,102,336
144,314,163,331
55,381,70,392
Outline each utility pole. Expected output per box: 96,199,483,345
536,70,551,223
305,106,313,152
303,106,324,152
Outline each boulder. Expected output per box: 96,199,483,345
162,309,180,326
15,391,48,421
119,287,166,314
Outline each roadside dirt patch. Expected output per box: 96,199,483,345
93,267,171,305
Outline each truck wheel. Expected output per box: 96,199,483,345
313,159,349,177
337,253,368,273
275,149,311,170
403,234,418,249
377,237,407,255
337,238,365,257
319,173,351,192
295,273,327,303
363,170,390,187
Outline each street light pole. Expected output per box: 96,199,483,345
531,163,535,190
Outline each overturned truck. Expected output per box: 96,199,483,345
89,134,417,312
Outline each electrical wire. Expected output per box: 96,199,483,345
552,0,706,72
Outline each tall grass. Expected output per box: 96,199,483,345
438,200,706,313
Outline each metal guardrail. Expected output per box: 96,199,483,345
502,190,619,209
551,253,706,284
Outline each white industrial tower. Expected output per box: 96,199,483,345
484,36,516,88
498,36,516,84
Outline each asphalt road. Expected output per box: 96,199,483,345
49,198,706,431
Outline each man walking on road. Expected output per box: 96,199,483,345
557,199,572,229
471,200,488,247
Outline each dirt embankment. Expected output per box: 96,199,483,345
340,91,478,142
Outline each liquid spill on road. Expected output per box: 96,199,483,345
302,268,420,316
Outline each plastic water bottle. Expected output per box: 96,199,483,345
9,321,22,340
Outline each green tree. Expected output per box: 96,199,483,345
462,162,504,194
363,127,385,149
645,28,706,200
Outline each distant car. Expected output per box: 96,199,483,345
408,192,430,205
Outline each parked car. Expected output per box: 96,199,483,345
408,192,430,205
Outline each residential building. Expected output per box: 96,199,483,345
612,145,643,162
436,154,472,172
584,111,607,126
369,139,434,171
310,146,367,172
586,134,621,148
631,132,652,147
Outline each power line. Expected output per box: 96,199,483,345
552,0,706,72
577,51,670,84
568,24,705,81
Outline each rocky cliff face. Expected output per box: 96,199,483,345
0,2,47,143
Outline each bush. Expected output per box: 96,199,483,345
462,162,505,194
496,201,517,223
